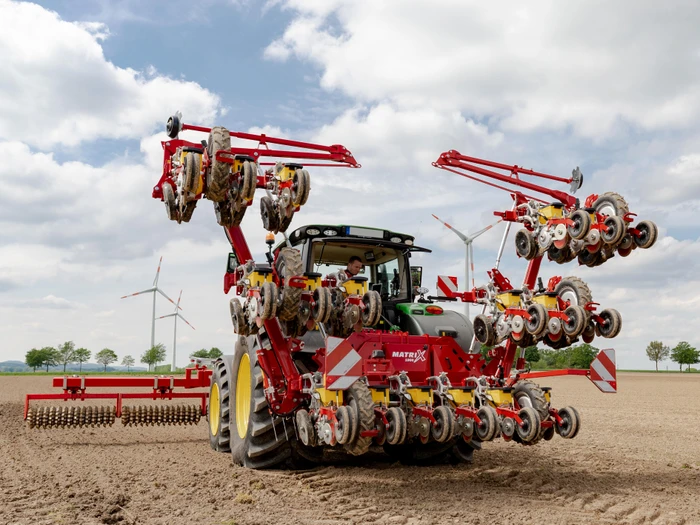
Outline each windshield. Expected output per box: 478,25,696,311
310,241,409,301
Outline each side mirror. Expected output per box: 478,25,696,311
410,266,423,289
226,253,239,274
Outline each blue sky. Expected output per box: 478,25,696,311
1,0,699,371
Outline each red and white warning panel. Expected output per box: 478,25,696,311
437,275,459,298
324,336,363,391
589,349,617,393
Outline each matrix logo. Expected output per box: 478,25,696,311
392,349,427,363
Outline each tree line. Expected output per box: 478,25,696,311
481,343,599,370
24,342,224,373
646,341,699,371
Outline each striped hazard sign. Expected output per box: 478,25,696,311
589,349,617,393
324,336,363,391
437,275,459,298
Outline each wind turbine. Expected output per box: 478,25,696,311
121,256,181,352
157,290,195,372
432,214,502,320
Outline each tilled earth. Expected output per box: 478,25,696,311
1,372,699,525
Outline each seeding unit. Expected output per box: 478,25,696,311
25,116,642,469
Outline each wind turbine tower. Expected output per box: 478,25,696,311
157,290,195,372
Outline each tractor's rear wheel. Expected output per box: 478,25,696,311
208,356,234,452
229,337,295,468
206,126,231,202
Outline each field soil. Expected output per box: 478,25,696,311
1,372,699,525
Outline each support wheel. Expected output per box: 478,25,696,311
183,152,201,194
634,220,658,249
260,282,278,320
343,381,375,456
568,209,591,240
474,315,495,346
334,406,352,445
162,183,178,222
515,229,537,260
206,126,232,202
602,215,625,245
260,196,279,232
516,407,541,444
597,308,622,338
229,298,249,336
240,160,257,202
555,406,580,439
276,248,304,321
361,290,382,326
526,303,548,336
475,406,498,442
563,305,587,337
431,406,455,443
385,407,407,445
312,287,332,324
291,168,311,206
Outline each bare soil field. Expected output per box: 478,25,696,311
1,372,699,525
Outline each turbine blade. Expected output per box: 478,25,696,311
432,213,468,242
156,313,177,320
153,256,163,286
156,288,182,309
177,290,182,307
470,218,504,240
177,313,195,330
121,287,155,299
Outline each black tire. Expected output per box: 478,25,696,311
515,229,537,260
594,191,629,218
555,406,580,439
230,337,295,468
278,212,293,233
513,380,549,421
162,183,178,222
582,320,596,344
343,381,375,456
184,152,201,194
335,405,352,445
515,407,541,443
475,406,498,441
602,215,625,245
241,160,257,201
562,305,586,337
598,308,622,338
206,126,231,202
260,196,279,232
451,439,479,464
634,220,658,249
555,277,593,309
431,406,455,443
577,249,599,268
312,287,332,324
474,314,495,346
361,290,381,326
276,248,304,321
166,114,180,139
209,356,234,452
260,282,278,320
215,201,233,227
526,303,548,336
385,407,407,446
568,209,591,240
547,243,575,264
291,168,309,206
229,298,248,336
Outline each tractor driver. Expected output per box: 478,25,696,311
335,256,363,282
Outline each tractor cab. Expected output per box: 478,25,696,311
276,224,474,351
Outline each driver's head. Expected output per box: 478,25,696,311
347,256,363,276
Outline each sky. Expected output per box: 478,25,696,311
1,0,699,370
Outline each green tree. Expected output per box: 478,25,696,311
39,346,60,372
208,347,223,359
645,341,670,372
671,341,700,371
190,347,224,359
141,343,167,371
73,348,91,372
95,348,118,372
121,355,135,372
569,343,599,369
524,345,540,364
25,348,43,372
56,341,76,372
190,348,211,359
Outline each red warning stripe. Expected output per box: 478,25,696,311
437,275,459,298
589,349,617,393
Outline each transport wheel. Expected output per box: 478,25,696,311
594,191,629,218
166,113,180,139
555,277,593,310
568,209,591,240
515,229,537,260
602,215,625,245
312,287,332,324
206,126,232,202
209,356,234,452
513,380,549,423
361,290,381,326
547,243,575,264
240,160,257,201
634,220,658,249
555,406,580,439
183,152,201,194
597,308,622,338
229,298,249,336
473,314,495,346
276,248,304,321
162,183,178,222
385,407,407,446
526,303,548,336
475,405,498,442
343,381,374,456
260,196,279,232
260,282,278,320
562,305,586,337
516,407,541,444
431,406,455,443
295,409,316,447
291,168,310,206
230,337,301,468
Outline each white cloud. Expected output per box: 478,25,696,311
266,1,700,138
0,0,222,148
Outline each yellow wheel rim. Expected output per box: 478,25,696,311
236,353,251,439
209,382,220,437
